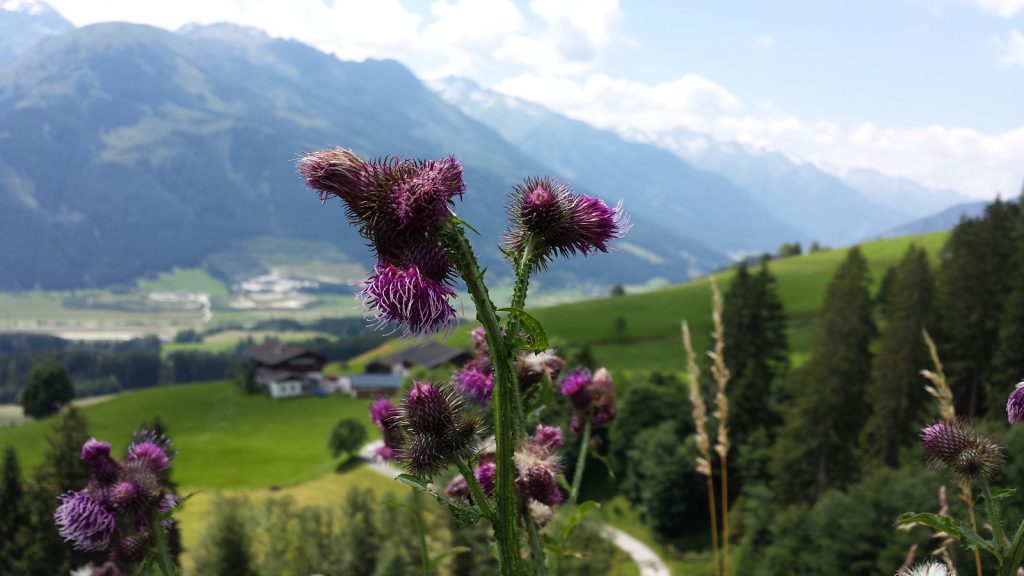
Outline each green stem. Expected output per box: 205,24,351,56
505,233,538,433
1000,519,1024,576
522,498,549,576
570,420,592,503
413,490,431,576
456,459,496,521
983,480,1007,553
445,223,521,576
149,511,177,576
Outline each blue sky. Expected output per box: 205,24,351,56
39,0,1024,198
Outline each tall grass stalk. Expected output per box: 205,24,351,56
709,280,732,576
683,320,720,576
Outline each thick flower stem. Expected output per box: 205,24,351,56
570,420,592,503
150,512,177,576
522,499,549,576
999,519,1024,576
963,482,984,576
505,233,539,432
456,459,496,522
982,480,1007,553
444,223,521,576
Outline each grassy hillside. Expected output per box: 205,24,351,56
526,232,949,371
0,381,374,490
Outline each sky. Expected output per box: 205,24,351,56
37,0,1024,199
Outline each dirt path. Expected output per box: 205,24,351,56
358,441,672,576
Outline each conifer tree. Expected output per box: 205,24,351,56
724,259,789,450
990,199,1024,402
0,446,27,576
938,199,1019,417
770,248,875,504
15,408,94,575
193,497,256,576
860,245,937,467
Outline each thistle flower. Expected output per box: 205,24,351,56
370,398,398,427
297,147,367,206
516,349,565,387
454,362,494,404
1007,380,1024,424
55,491,116,552
898,561,952,576
504,176,628,266
514,443,563,507
475,461,497,497
400,381,480,477
81,438,119,484
359,263,458,337
445,474,470,499
369,398,404,462
532,425,563,452
561,367,617,433
470,326,490,359
128,430,174,474
921,421,1004,481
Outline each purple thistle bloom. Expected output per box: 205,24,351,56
55,492,116,552
1008,380,1024,424
376,444,401,462
560,369,592,410
454,363,494,404
470,327,490,359
921,421,1004,481
370,398,398,427
81,438,111,462
532,425,564,452
445,474,470,499
127,442,171,474
504,176,629,266
475,461,497,497
297,147,368,206
392,157,465,232
359,263,458,337
514,443,564,507
110,482,139,510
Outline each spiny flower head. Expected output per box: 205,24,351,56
454,362,494,405
82,438,120,484
55,491,116,552
560,368,592,410
370,398,398,427
921,421,1004,481
532,425,563,452
400,381,480,477
504,176,628,267
514,443,563,507
516,349,565,387
1008,380,1024,424
898,561,952,576
475,461,496,497
82,438,111,462
359,263,458,337
127,429,174,474
445,474,469,499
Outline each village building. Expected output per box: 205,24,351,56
245,341,328,399
365,342,472,377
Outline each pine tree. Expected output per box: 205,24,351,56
14,407,95,575
193,497,256,576
990,201,1024,403
770,248,875,504
724,259,789,450
0,446,27,576
938,199,1020,417
860,245,937,467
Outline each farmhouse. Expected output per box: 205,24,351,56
366,342,471,377
339,373,404,398
245,341,327,399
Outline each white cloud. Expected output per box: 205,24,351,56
494,0,621,74
997,30,1024,67
964,0,1024,17
754,34,777,48
495,73,1024,199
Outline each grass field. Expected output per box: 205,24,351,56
527,232,949,371
0,381,375,490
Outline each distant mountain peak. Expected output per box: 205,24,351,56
0,0,73,67
1,0,52,15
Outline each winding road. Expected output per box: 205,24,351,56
358,441,671,576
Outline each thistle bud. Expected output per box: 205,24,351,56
475,461,497,497
359,264,458,337
445,474,469,499
559,369,592,410
454,362,494,405
532,425,563,452
81,438,120,485
400,381,479,477
517,349,565,387
370,398,398,427
921,421,1004,481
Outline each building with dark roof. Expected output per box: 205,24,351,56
244,341,327,399
366,342,471,376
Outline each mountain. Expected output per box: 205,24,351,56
881,200,989,238
842,169,968,219
0,22,725,290
430,77,806,257
649,131,914,246
0,0,72,67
